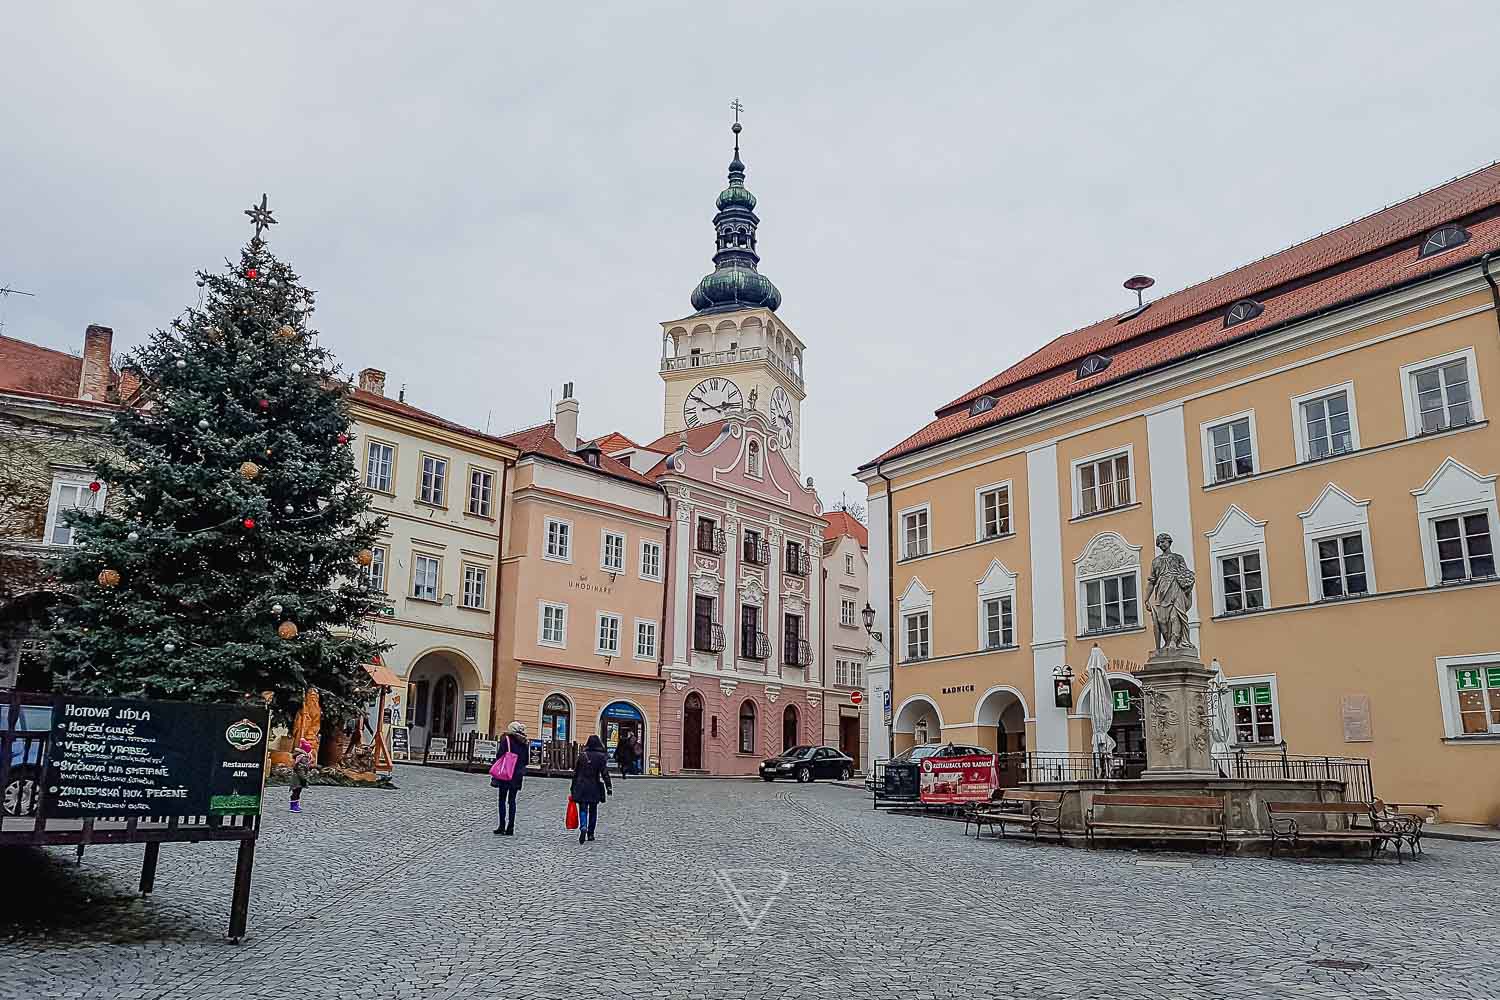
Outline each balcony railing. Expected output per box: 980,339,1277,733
742,538,770,565
783,637,812,667
694,622,725,653
696,526,726,555
662,345,804,390
785,550,811,577
741,630,771,660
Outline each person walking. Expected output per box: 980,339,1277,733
289,738,313,813
616,732,635,780
570,734,613,844
492,721,529,836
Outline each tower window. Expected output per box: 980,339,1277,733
1224,299,1264,329
1419,224,1470,258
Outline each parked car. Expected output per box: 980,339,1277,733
881,742,990,800
4,705,52,817
759,745,856,783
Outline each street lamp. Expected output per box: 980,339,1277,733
861,602,880,643
1052,664,1075,709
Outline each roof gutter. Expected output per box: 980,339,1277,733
1480,253,1500,341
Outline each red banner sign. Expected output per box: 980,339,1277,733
918,754,998,805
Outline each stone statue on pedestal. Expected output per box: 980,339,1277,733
1146,533,1195,652
1137,533,1216,778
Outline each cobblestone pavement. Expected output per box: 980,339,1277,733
3,766,1497,1000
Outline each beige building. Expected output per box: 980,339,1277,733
821,511,871,766
349,369,517,753
493,389,668,770
859,165,1500,824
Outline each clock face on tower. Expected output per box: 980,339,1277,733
769,386,794,448
683,377,742,427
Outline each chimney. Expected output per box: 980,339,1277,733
78,325,113,401
117,365,142,401
554,382,579,450
358,368,386,397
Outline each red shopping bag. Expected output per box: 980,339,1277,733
565,796,579,831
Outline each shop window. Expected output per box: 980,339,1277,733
738,701,757,754
541,694,572,744
1232,682,1279,744
1451,664,1500,735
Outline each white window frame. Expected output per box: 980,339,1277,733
1227,673,1282,746
460,563,487,610
418,453,449,507
363,544,388,593
1310,532,1372,601
973,480,1013,540
845,553,855,575
981,595,1014,650
1079,573,1141,635
1070,445,1135,518
1072,532,1143,636
1434,652,1500,739
364,440,395,493
899,503,931,560
544,517,573,563
1290,381,1361,464
596,612,622,656
1299,484,1376,602
634,619,658,661
600,529,626,573
1411,457,1499,588
538,602,568,648
43,471,104,546
840,599,858,628
1399,347,1484,439
1205,505,1270,616
467,466,495,517
902,611,931,662
1199,410,1260,486
411,553,441,602
975,558,1019,650
1217,551,1266,616
850,659,863,688
640,539,663,581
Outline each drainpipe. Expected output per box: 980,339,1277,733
656,488,672,774
819,551,828,746
876,463,897,763
1480,254,1500,340
486,459,512,738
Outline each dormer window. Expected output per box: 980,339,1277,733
1419,224,1470,258
577,446,602,468
969,395,996,417
1224,299,1264,329
1076,354,1111,380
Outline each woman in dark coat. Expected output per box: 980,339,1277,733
492,721,528,836
570,734,613,844
616,732,636,779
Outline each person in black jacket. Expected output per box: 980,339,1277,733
616,732,636,779
492,721,529,836
570,734,613,844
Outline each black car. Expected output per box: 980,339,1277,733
759,745,856,783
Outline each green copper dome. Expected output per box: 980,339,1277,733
688,121,781,315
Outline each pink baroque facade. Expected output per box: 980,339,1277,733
651,409,826,774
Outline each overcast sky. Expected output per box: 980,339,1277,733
4,2,1498,508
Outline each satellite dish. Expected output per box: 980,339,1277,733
1123,274,1155,308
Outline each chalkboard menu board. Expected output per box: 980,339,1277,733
42,696,271,819
390,726,410,759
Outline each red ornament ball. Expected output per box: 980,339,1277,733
337,433,349,445
258,399,270,411
242,518,256,530
88,480,102,493
246,267,259,279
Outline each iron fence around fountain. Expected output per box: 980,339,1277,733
1217,747,1375,802
996,751,1148,784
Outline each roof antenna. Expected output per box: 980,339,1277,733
398,383,406,403
1123,274,1155,309
0,283,36,334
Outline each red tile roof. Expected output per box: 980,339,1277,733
0,336,84,397
347,387,516,450
823,510,868,547
868,162,1500,468
508,421,662,489
639,421,733,456
590,431,641,454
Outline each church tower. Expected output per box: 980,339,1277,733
660,113,808,471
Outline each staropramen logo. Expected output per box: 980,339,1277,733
225,718,265,751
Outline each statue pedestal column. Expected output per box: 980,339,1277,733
1138,648,1217,779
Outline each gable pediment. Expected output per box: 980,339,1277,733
1206,504,1267,552
1298,483,1370,534
1412,457,1496,514
898,577,933,613
975,559,1018,598
1072,531,1142,578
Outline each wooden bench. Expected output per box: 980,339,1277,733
965,789,1065,842
1085,793,1227,853
1266,802,1404,861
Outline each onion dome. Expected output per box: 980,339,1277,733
689,121,782,314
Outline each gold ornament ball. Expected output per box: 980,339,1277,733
355,548,375,567
276,325,297,341
97,568,122,588
239,461,260,480
277,621,299,640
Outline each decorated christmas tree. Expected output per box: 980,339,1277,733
49,197,388,725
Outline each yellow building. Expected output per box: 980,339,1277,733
859,165,1500,824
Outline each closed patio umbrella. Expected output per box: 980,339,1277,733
1208,659,1234,776
1085,645,1116,768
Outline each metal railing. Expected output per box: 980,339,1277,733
662,346,804,390
783,637,812,667
697,526,726,555
1216,747,1375,802
529,740,579,776
694,622,726,653
784,549,812,577
743,538,770,565
741,630,770,660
